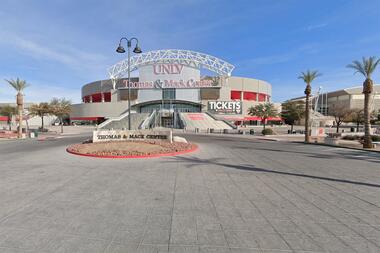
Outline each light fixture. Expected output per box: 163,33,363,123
116,44,126,53
133,45,142,54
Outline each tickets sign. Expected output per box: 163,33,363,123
207,101,242,114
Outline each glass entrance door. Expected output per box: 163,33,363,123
162,117,174,128
161,117,174,128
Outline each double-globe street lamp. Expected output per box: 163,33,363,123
115,37,142,130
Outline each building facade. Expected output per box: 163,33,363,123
288,85,380,116
70,49,275,127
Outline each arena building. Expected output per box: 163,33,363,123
70,49,278,129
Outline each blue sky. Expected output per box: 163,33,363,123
1,0,380,103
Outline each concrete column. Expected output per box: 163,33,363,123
111,89,119,102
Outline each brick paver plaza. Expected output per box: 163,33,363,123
0,134,379,252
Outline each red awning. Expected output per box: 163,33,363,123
242,116,283,121
70,117,103,121
243,116,261,121
266,117,283,121
0,116,9,121
219,116,283,122
222,116,244,121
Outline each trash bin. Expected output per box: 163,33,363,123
250,129,255,135
210,128,214,133
350,127,355,132
223,129,229,134
288,130,290,134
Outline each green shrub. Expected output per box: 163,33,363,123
262,128,274,135
342,135,360,140
371,135,380,142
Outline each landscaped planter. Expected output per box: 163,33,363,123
66,140,197,158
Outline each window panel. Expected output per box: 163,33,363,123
231,90,241,100
243,92,257,101
258,93,266,102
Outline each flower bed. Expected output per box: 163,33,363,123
66,140,197,158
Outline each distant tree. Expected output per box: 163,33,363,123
0,105,17,130
349,109,365,132
202,76,220,86
50,98,71,133
248,103,278,130
347,56,380,148
298,70,322,143
329,104,353,133
5,78,29,138
281,101,305,133
29,103,51,130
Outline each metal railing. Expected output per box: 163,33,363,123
140,110,156,129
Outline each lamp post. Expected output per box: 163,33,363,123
115,37,142,130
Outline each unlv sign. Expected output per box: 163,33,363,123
208,101,242,114
137,63,220,89
153,64,184,75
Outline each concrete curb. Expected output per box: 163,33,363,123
66,143,198,159
257,137,279,141
291,141,380,154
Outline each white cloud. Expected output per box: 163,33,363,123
305,23,328,32
0,30,108,74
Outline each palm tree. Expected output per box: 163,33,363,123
347,57,380,148
50,98,72,133
5,78,29,138
247,103,278,130
298,70,322,143
29,103,52,130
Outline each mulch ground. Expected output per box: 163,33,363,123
67,140,196,157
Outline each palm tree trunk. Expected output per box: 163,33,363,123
41,115,44,130
363,92,372,148
16,93,23,138
7,117,11,131
18,105,23,138
356,121,360,132
291,124,294,133
336,124,339,133
60,117,63,133
305,94,310,143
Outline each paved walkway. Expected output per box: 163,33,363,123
0,134,379,252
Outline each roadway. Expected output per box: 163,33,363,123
0,133,379,252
